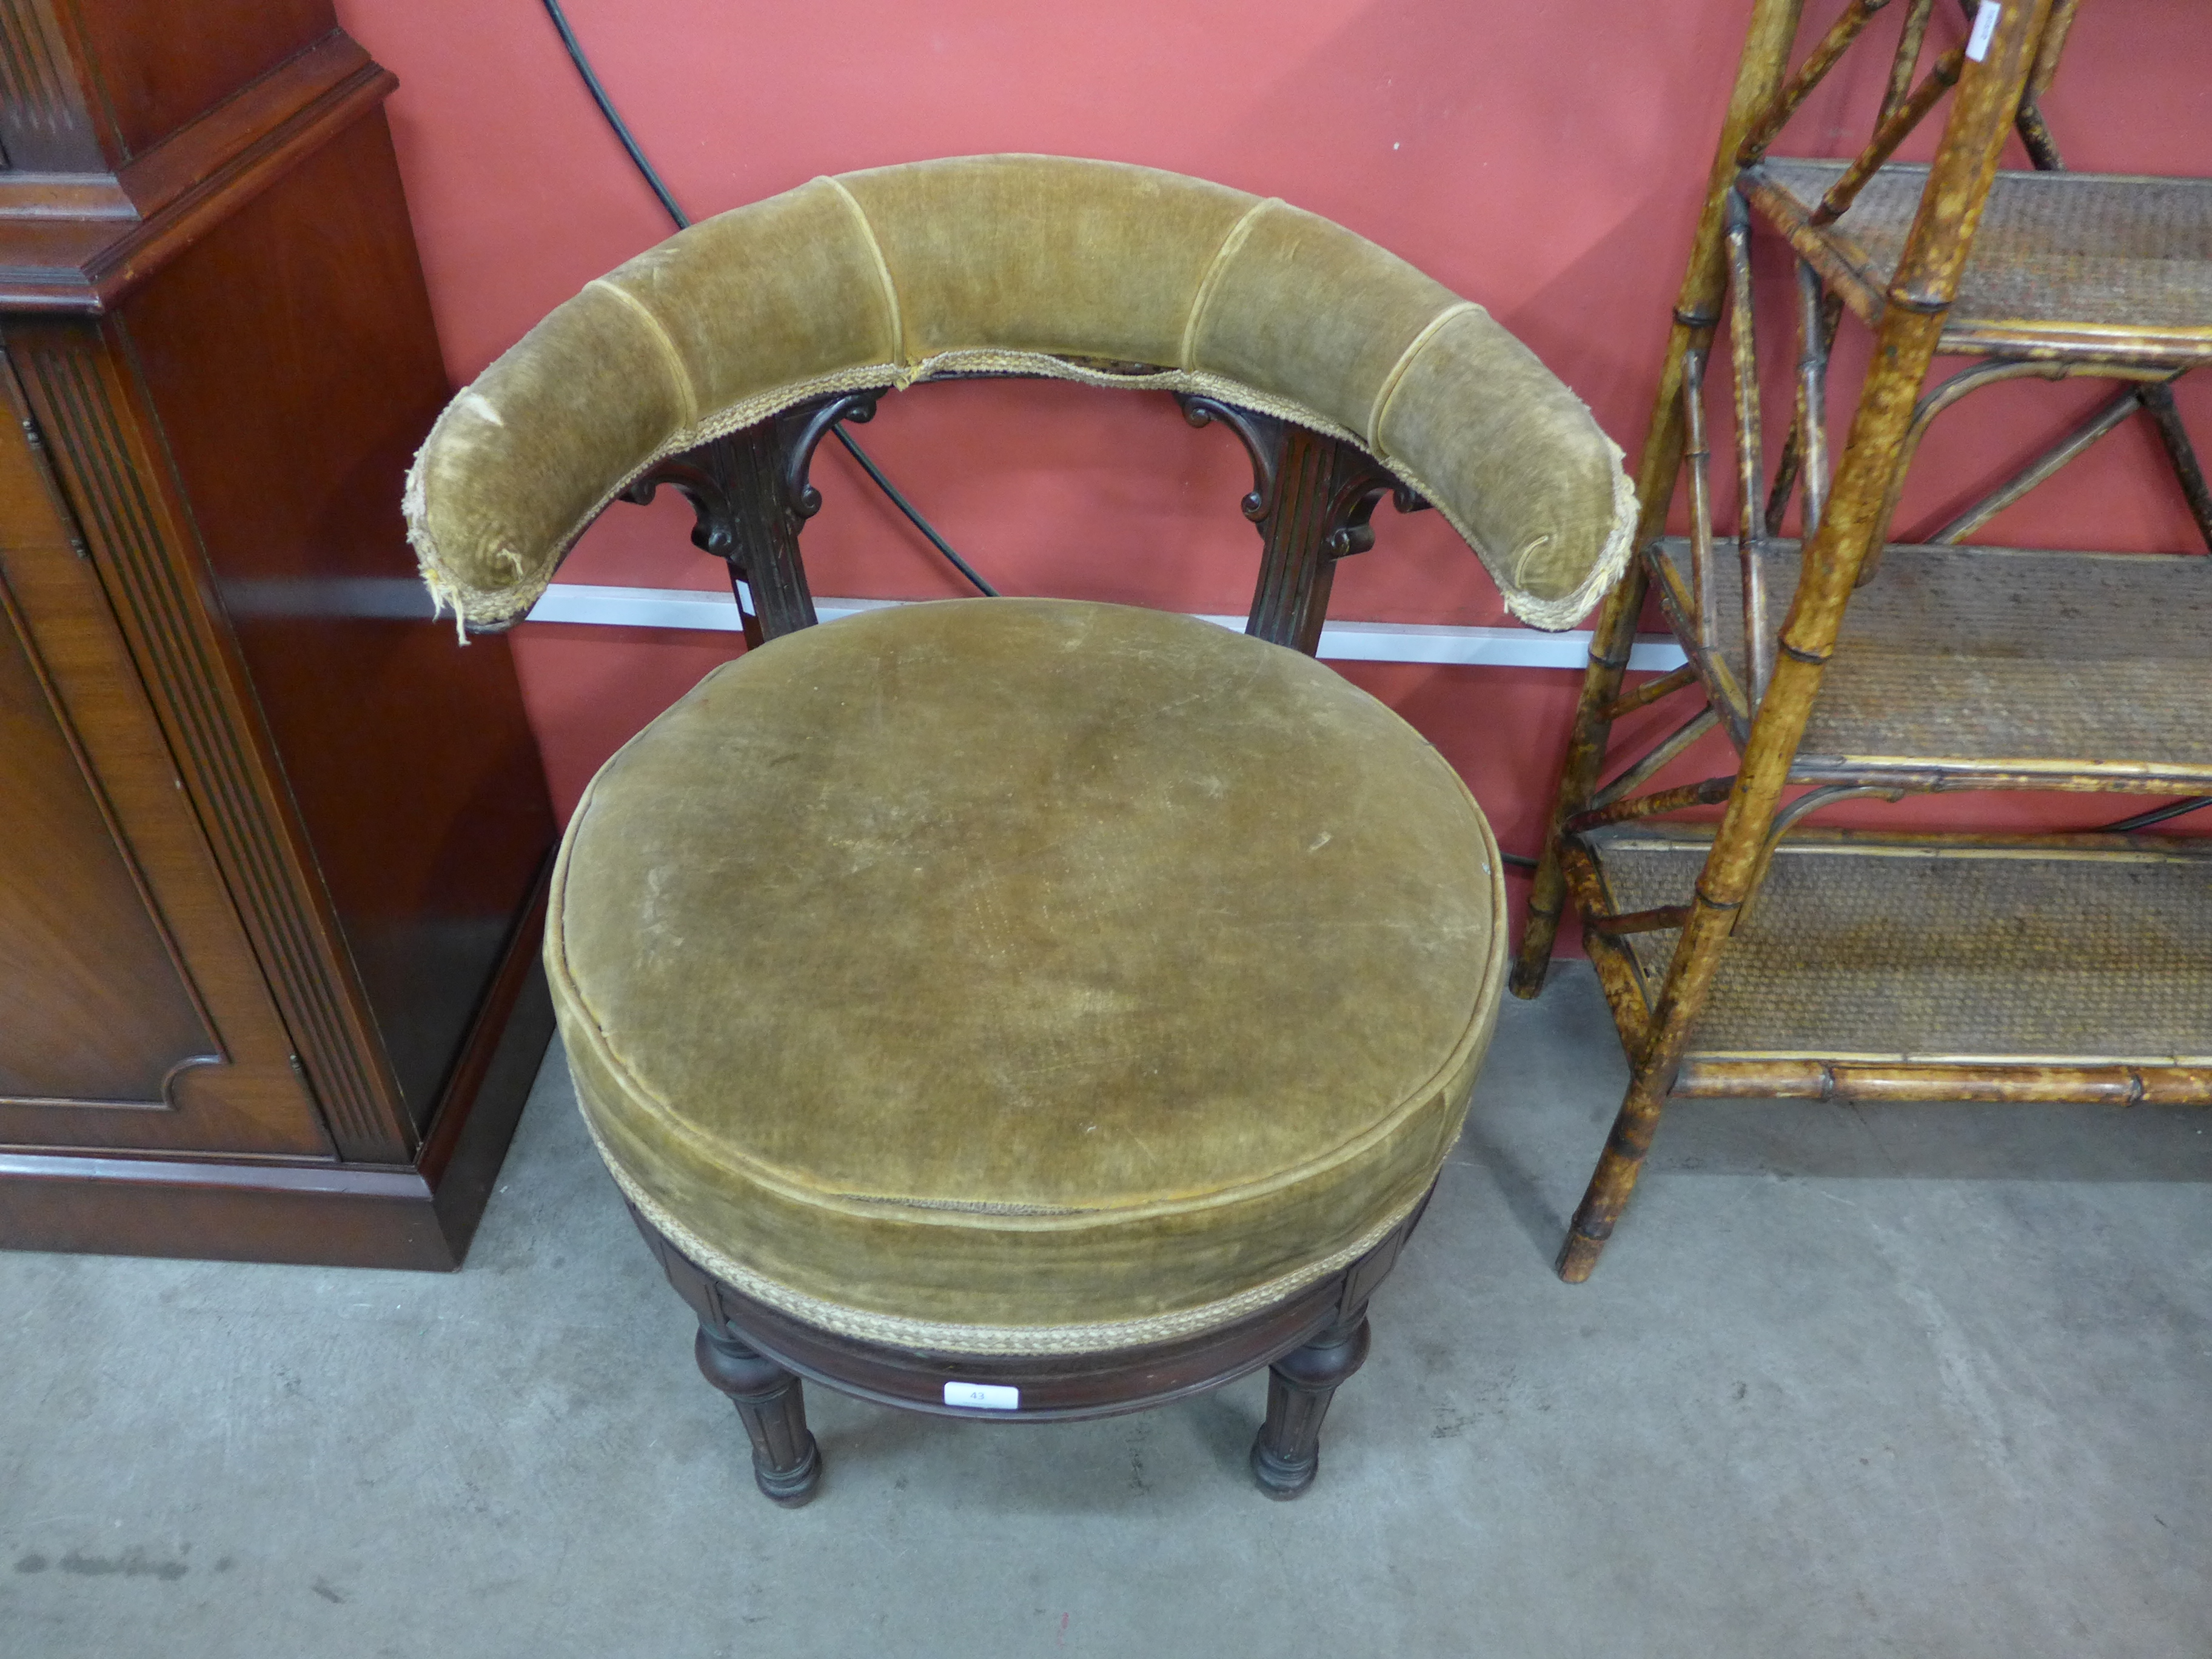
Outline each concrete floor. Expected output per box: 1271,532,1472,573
3,962,2209,1658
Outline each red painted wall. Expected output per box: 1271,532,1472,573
335,0,2212,943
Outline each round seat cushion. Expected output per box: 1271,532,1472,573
551,598,1504,1355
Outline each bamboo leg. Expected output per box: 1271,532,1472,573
1952,0,2073,165
1792,263,1834,540
1685,349,1719,649
1509,0,1808,1000
1557,0,2055,1281
2021,39,2074,169
1557,841,1654,1057
1765,283,1842,536
1509,561,1652,997
1881,0,1939,123
1724,192,1774,703
1735,0,1891,168
2025,0,2080,101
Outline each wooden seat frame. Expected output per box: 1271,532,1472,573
631,1196,1429,1507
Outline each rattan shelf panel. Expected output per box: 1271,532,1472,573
1743,160,2212,369
1651,537,2212,790
1592,825,2212,1067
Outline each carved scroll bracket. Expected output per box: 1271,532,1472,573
620,452,737,557
620,390,883,563
1321,463,1428,561
1181,390,1430,654
780,392,879,525
1180,393,1285,521
1177,391,1426,557
614,392,886,643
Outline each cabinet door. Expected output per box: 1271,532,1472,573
0,566,212,1102
0,390,331,1156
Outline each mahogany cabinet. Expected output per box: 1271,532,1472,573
0,2,557,1267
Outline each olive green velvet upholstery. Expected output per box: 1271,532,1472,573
552,600,1506,1355
421,156,1612,1360
405,155,1633,632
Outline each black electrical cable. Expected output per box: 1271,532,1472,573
829,427,1000,596
538,0,690,230
2097,797,2211,834
538,0,992,597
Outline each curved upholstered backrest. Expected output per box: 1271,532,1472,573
406,155,1632,631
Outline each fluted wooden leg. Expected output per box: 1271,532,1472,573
695,1324,822,1507
1249,1315,1372,1500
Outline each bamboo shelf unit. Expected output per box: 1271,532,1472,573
1516,0,2212,1281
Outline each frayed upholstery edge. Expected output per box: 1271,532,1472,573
403,361,914,632
1423,429,1637,634
404,349,1636,637
404,355,1356,631
401,423,472,645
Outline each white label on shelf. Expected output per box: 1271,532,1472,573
1965,1,2002,62
943,1381,1021,1410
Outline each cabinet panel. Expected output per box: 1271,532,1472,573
0,381,332,1157
7,324,404,1158
0,570,210,1102
120,116,555,1133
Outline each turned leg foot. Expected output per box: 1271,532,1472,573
1556,1095,1664,1282
695,1324,822,1507
1250,1315,1372,1500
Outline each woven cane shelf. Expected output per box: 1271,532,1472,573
1587,825,2212,1099
1646,536,2212,791
1743,161,2212,369
1519,2,2212,1277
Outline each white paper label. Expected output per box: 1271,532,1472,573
943,1381,1021,1410
1965,1,2001,62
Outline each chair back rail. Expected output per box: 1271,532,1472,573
405,156,1632,635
